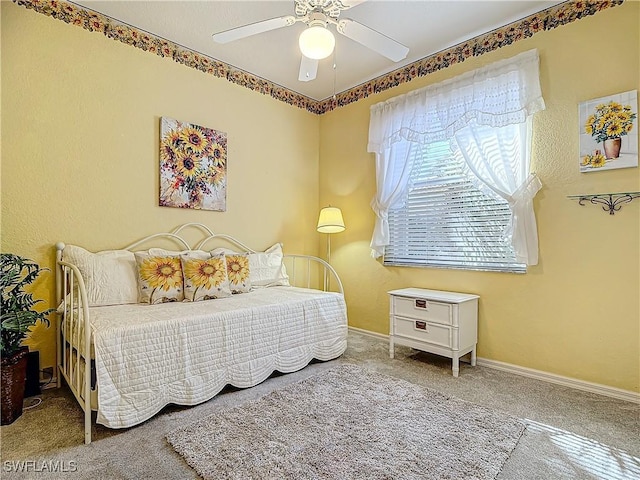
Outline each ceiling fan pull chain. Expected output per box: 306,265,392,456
332,51,338,100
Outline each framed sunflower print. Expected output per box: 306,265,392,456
579,90,638,173
159,117,227,210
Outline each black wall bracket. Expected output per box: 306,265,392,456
567,192,640,215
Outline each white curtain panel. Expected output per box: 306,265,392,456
367,49,545,263
370,141,418,257
455,120,542,265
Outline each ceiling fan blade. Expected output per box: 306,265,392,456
213,16,296,44
298,55,319,82
337,19,409,62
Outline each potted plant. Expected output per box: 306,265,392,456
1,254,52,425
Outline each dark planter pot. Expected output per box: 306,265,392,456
1,347,29,425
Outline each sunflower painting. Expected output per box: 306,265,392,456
160,117,227,210
579,90,637,173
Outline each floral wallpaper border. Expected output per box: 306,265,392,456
14,0,623,115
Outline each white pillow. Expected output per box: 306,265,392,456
211,243,290,288
62,245,138,306
249,243,290,287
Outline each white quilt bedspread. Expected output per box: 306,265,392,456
88,287,347,428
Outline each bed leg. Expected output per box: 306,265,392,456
85,408,91,445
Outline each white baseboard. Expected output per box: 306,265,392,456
348,326,389,340
476,358,640,404
348,327,640,404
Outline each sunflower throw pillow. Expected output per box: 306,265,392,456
225,253,251,294
135,253,184,304
181,252,231,302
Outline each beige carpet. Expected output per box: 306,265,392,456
167,364,525,479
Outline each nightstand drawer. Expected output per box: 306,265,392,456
394,296,452,325
394,316,452,349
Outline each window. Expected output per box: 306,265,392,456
384,125,526,273
368,50,544,266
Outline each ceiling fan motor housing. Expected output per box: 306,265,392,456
307,11,330,28
295,0,350,20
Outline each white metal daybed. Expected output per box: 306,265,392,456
55,223,347,444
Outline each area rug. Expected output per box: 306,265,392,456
166,364,525,479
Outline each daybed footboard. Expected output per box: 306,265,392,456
55,224,347,445
55,243,93,445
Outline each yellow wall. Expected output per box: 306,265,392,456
320,2,640,392
1,2,321,370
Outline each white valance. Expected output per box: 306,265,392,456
368,49,545,154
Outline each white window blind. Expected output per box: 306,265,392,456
384,138,526,273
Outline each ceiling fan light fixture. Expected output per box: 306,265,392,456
299,25,335,60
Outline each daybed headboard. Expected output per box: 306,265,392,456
56,223,343,298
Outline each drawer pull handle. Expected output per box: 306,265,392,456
415,299,429,309
415,321,427,330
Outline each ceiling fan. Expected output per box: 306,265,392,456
212,0,409,83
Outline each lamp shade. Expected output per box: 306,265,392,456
317,206,345,234
299,25,335,60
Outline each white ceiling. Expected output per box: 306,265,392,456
73,1,561,101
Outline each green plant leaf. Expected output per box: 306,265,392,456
1,253,52,355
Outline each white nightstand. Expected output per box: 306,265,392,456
388,288,479,377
